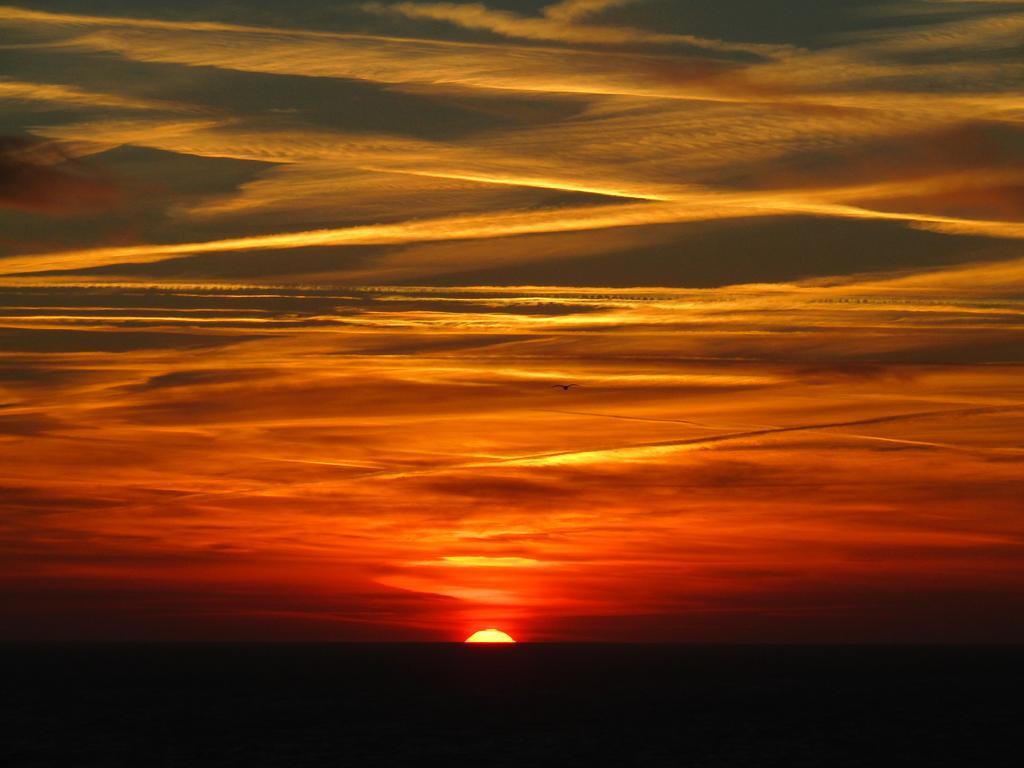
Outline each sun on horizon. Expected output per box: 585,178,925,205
464,629,516,643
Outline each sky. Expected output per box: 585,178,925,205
1,0,1022,642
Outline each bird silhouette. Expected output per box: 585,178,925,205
552,384,578,391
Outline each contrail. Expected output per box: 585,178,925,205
536,408,738,431
369,404,1024,477
536,407,1016,452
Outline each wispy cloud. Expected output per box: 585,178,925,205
361,0,790,55
5,176,1024,278
0,78,196,112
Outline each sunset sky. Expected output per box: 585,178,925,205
1,0,1022,642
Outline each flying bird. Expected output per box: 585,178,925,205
552,384,578,391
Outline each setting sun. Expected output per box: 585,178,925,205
465,629,516,644
3,0,1021,764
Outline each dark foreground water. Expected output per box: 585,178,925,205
2,644,1021,767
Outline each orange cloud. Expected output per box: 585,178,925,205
362,0,789,55
2,282,1022,639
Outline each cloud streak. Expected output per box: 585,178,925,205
5,179,1024,278
362,0,789,55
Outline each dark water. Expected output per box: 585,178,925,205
2,644,1021,767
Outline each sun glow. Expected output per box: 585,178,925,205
464,628,517,643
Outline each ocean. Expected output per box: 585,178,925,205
2,644,1020,766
